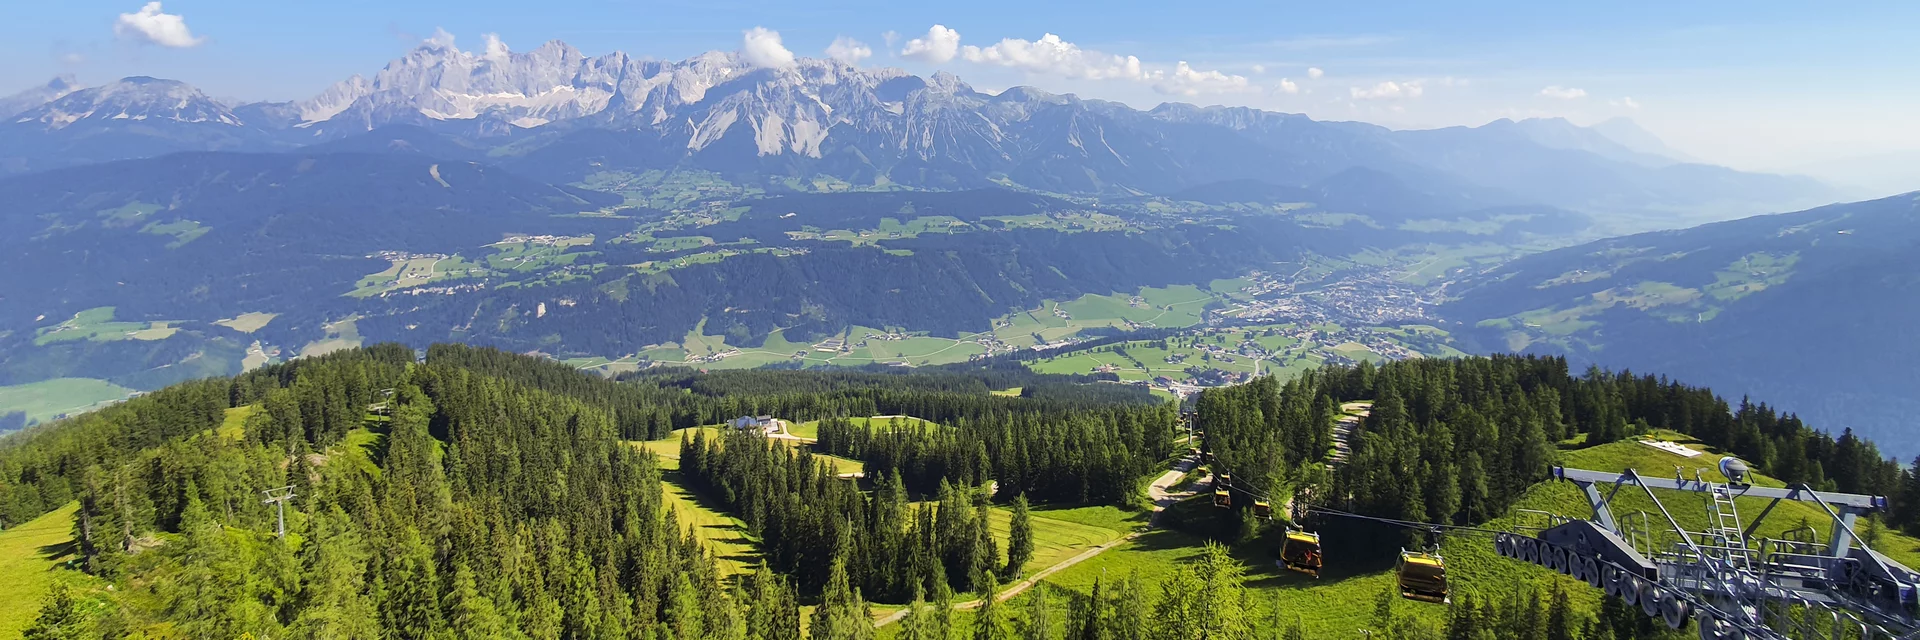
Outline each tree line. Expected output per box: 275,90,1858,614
813,403,1178,506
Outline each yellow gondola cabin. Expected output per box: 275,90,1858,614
1280,530,1322,577
1396,549,1450,603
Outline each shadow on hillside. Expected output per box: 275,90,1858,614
37,539,77,562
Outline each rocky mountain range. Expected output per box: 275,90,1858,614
0,39,1835,219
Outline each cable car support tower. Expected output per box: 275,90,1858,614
1490,460,1920,640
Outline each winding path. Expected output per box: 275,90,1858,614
874,453,1199,627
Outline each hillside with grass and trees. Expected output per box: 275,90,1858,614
4,343,1920,639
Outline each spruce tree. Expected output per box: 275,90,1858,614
386,525,447,640
972,570,1008,640
1024,584,1054,640
1545,584,1578,640
22,582,82,640
1006,495,1034,580
1111,572,1146,640
901,586,933,640
668,573,705,640
1075,576,1109,640
1373,580,1397,632
446,562,506,640
933,575,957,640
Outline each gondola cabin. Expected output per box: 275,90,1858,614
1213,474,1232,508
1253,499,1272,520
1396,550,1450,604
1280,530,1322,577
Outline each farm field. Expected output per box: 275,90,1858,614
33,307,176,346
213,312,278,333
487,235,596,272
349,255,485,297
0,377,136,425
298,318,364,358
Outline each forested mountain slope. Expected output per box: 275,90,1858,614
0,151,620,328
1443,192,1920,454
6,346,1917,639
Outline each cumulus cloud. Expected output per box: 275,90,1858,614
740,27,796,69
1251,64,1266,74
1307,67,1324,79
1350,80,1423,100
1275,78,1299,94
826,36,872,65
1539,85,1587,100
1610,96,1642,109
59,52,88,65
901,24,962,63
424,27,457,50
901,25,1250,97
114,2,205,48
960,33,1145,81
482,33,510,63
1155,61,1251,96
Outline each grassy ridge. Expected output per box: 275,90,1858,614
0,503,102,640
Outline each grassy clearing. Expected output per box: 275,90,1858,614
0,503,105,640
662,475,761,575
0,378,136,424
215,405,255,442
986,507,1127,578
791,415,943,441
1029,504,1151,534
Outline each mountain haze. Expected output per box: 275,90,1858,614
0,41,1831,219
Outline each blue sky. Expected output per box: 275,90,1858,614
9,0,1919,179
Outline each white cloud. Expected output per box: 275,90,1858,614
482,33,510,63
825,36,872,65
882,31,900,48
1155,61,1251,96
1610,96,1642,109
1351,80,1423,100
425,27,457,50
59,52,87,65
1250,64,1266,74
1275,78,1299,95
902,26,1250,97
740,27,796,69
960,33,1145,81
1307,67,1324,80
901,25,962,63
113,2,205,48
1539,85,1587,100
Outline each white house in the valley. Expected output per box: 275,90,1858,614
730,415,783,434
